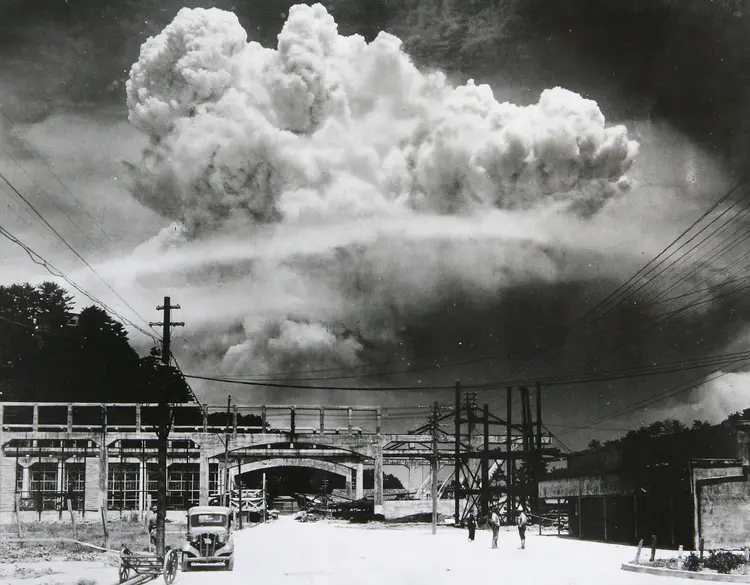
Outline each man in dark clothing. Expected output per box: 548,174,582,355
467,512,476,542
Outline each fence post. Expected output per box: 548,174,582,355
14,493,22,537
650,534,657,562
67,497,77,540
634,539,644,563
101,506,110,550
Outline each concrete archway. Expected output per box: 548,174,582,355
234,457,358,501
237,457,355,479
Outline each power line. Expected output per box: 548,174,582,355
0,169,158,339
500,177,749,382
0,223,158,342
556,358,750,438
0,142,98,248
183,373,461,391
0,105,116,247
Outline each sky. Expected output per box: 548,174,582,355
1,0,749,452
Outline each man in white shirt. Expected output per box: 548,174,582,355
517,508,528,549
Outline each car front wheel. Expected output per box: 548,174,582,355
226,556,234,571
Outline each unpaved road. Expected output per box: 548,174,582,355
176,516,695,585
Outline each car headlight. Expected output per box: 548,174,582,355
217,534,227,544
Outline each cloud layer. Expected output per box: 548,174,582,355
118,3,649,386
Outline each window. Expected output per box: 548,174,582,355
65,463,85,511
148,463,200,510
167,463,199,510
190,513,227,527
108,463,140,511
209,463,219,496
28,463,59,511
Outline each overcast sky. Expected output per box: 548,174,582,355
1,0,749,452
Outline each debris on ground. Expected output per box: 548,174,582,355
0,565,61,580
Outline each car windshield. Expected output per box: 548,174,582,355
190,513,228,527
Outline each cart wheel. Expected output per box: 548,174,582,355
118,563,130,583
163,549,179,585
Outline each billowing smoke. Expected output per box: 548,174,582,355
124,3,644,383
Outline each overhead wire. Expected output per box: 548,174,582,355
0,223,158,342
0,105,116,247
0,170,159,340
555,358,750,438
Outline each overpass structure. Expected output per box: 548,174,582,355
0,395,558,523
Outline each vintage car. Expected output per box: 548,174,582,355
181,506,235,571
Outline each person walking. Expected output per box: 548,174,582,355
517,508,528,550
467,512,476,542
489,507,500,549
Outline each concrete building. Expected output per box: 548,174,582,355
538,422,750,551
0,401,485,524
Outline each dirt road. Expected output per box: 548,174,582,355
176,516,695,585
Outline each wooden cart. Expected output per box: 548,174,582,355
118,546,180,584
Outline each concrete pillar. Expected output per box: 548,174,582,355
374,446,384,515
228,466,239,490
406,461,420,492
135,406,142,433
56,459,64,493
356,463,364,500
346,469,353,500
67,405,73,433
32,405,39,432
199,452,210,506
84,452,99,513
22,465,30,497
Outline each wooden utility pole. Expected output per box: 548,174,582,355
223,396,232,507
431,401,439,535
506,387,513,526
454,380,461,526
262,473,267,523
238,459,243,529
149,296,183,557
482,404,489,519
536,382,543,536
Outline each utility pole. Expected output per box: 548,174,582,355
431,401,439,536
223,396,232,507
262,473,267,523
454,380,461,526
149,296,184,558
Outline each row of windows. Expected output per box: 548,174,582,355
107,463,207,511
16,462,223,511
16,463,86,510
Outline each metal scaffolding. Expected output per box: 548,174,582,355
452,381,560,526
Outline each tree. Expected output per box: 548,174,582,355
587,439,602,450
363,469,404,490
0,281,193,405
